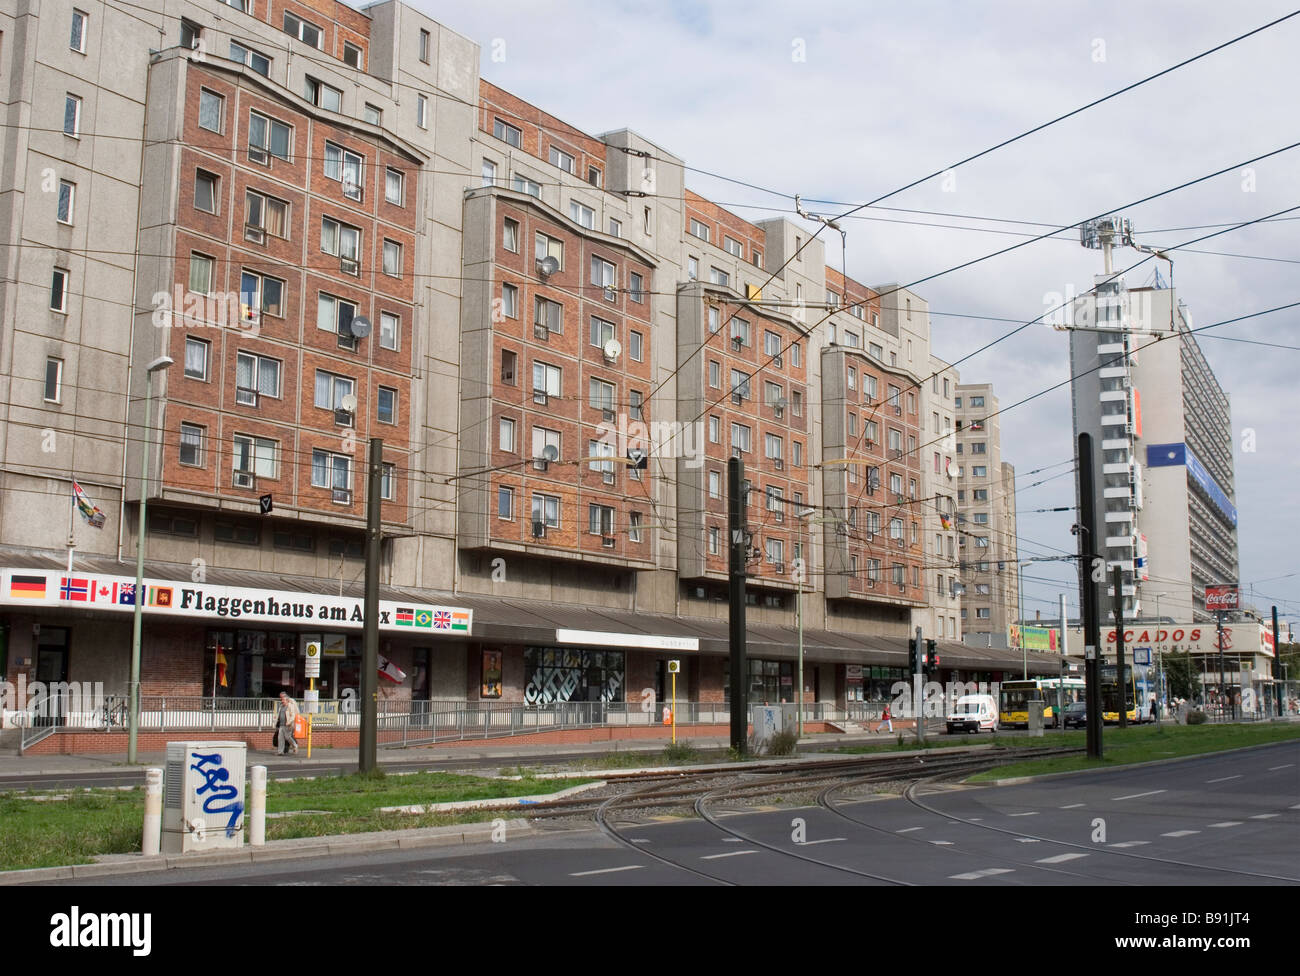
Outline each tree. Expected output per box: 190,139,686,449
1163,651,1198,701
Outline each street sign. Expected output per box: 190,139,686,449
259,494,274,514
667,660,680,674
304,641,321,679
1085,644,1097,660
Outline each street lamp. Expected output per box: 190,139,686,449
1149,591,1169,725
128,355,172,763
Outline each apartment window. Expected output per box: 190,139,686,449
973,512,989,525
343,42,363,70
709,361,720,387
588,166,602,188
385,168,405,206
792,390,803,416
498,486,514,520
730,423,751,454
973,488,988,501
791,343,800,368
50,268,70,313
763,331,782,359
550,147,575,173
709,416,720,443
56,180,75,224
532,361,561,402
304,77,342,112
317,293,358,340
708,471,721,500
494,118,521,148
562,201,595,232
847,366,857,391
589,377,616,412
64,94,81,137
499,416,516,453
729,369,751,401
766,538,784,564
231,41,270,76
724,236,743,258
324,143,363,198
497,283,518,319
973,465,987,477
500,350,517,385
364,104,382,126
687,257,698,280
184,337,209,380
532,493,560,529
245,191,289,240
890,473,903,497
588,440,616,479
378,462,396,501
71,9,88,52
629,512,643,543
793,441,803,467
418,29,430,63
233,434,277,481
416,95,427,129
689,219,710,242
629,330,643,362
527,296,560,337
608,217,621,238
311,450,352,493
179,423,205,466
535,233,564,269
708,526,720,555
512,174,541,197
730,317,750,346
710,267,730,287
971,442,987,455
283,12,323,48
629,272,645,304
188,253,213,294
531,424,562,461
43,358,63,403
240,271,284,319
590,256,616,299
248,111,291,165
970,395,986,407
314,370,355,413
590,316,615,348
503,217,519,253
320,217,361,271
234,351,280,403
752,249,762,267
382,240,403,277
765,433,783,460
845,330,859,348
848,413,857,438
977,608,990,619
629,390,644,422
377,387,397,425
708,307,720,334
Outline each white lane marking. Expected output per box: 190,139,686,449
897,826,925,833
1292,804,1300,810
1015,838,1040,844
1060,803,1085,809
1008,811,1039,817
570,865,645,877
1112,790,1166,801
968,817,983,822
702,850,759,860
1109,841,1151,848
801,837,846,846
949,868,1014,880
1268,764,1294,771
1162,830,1200,837
1037,853,1089,864
722,837,744,843
1249,814,1279,820
1209,822,1242,828
930,840,954,846
631,839,651,844
1206,775,1242,784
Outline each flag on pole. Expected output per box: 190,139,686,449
72,481,106,529
216,649,229,688
377,654,406,684
939,513,953,531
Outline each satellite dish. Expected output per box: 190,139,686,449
350,315,372,338
602,338,622,361
340,394,358,414
542,444,559,461
538,255,560,277
775,396,788,410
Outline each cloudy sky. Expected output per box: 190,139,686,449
411,0,1300,626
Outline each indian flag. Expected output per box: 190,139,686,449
451,611,470,633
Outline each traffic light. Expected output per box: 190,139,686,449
925,639,938,677
909,635,920,675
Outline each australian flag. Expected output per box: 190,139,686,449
118,582,136,606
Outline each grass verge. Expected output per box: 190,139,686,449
0,770,595,872
966,721,1300,782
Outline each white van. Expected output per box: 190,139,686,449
946,694,999,734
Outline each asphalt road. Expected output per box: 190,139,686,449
45,739,1299,886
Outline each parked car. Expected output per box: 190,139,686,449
1062,701,1088,729
946,694,999,734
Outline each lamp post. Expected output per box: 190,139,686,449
1150,591,1168,725
128,355,173,764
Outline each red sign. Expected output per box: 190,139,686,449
1205,585,1239,612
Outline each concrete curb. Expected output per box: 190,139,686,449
979,736,1300,787
0,819,535,885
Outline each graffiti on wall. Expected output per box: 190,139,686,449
189,751,244,837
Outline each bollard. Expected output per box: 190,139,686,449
249,764,267,846
142,767,162,856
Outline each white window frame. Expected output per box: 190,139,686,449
64,94,81,138
179,423,206,467
498,486,514,521
501,282,518,319
550,146,576,173
494,118,521,147
248,111,291,165
231,41,270,77
379,311,400,351
531,493,561,529
499,416,516,453
71,10,88,53
570,200,595,229
314,369,356,412
311,449,353,492
284,11,324,49
233,434,277,481
50,267,70,313
43,357,63,403
503,217,519,253
382,239,403,278
416,94,428,129
532,361,561,403
234,351,281,404
377,386,398,425
57,180,75,224
184,336,209,380
305,76,343,112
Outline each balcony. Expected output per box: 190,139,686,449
1102,462,1133,475
1099,391,1127,402
1105,535,1134,549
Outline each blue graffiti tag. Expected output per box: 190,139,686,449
189,752,245,838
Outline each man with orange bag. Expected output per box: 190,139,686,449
276,691,301,755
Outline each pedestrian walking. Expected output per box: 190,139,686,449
876,703,893,734
276,691,300,755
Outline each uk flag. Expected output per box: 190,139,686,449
432,610,452,630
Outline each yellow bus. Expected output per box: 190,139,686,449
999,677,1086,728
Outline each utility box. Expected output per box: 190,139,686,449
162,741,247,854
1028,700,1045,737
752,705,782,749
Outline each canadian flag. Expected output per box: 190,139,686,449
377,654,406,684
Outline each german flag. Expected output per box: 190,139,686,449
9,575,47,599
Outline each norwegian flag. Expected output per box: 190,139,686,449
432,610,452,630
59,577,90,601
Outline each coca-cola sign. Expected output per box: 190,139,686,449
1205,585,1239,613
